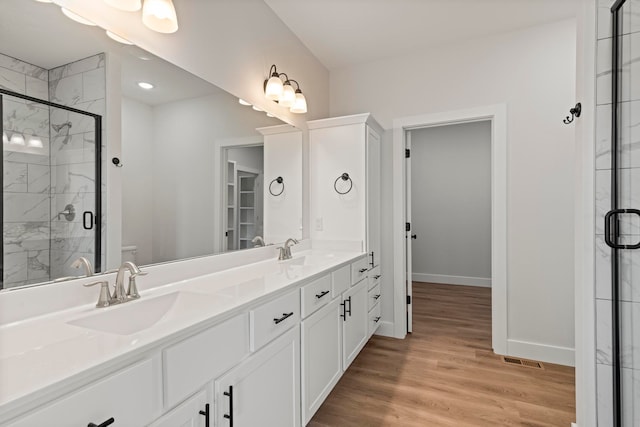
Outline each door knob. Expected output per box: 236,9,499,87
411,234,417,239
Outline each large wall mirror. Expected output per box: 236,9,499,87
0,0,303,290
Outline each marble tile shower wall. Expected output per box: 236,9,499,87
48,54,105,279
1,53,51,288
595,0,640,425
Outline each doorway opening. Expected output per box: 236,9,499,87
407,121,492,332
392,104,507,354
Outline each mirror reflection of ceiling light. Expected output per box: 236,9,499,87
138,82,154,90
106,30,134,45
61,8,97,26
27,137,44,148
2,132,8,144
238,99,251,106
104,0,142,12
10,133,25,146
142,0,179,34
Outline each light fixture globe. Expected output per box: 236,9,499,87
10,133,25,146
142,0,178,33
290,90,307,114
104,0,141,11
265,75,283,101
279,82,296,108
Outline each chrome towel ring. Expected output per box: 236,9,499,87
269,176,285,196
334,173,353,195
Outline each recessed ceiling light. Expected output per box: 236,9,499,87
252,105,263,112
106,30,134,45
239,99,251,106
61,8,97,26
138,82,154,90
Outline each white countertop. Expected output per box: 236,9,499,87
0,249,364,420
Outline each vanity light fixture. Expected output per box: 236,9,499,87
142,0,179,34
61,8,97,26
266,112,275,118
238,99,252,106
9,132,25,146
252,105,263,112
27,136,44,148
106,30,134,45
138,81,154,89
2,131,8,144
104,0,142,12
263,64,308,114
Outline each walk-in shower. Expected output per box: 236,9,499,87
1,87,102,289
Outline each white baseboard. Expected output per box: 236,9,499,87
412,273,491,288
506,339,575,367
375,321,397,338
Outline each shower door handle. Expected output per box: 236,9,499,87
83,211,94,230
604,209,640,249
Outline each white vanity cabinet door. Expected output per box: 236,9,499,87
366,125,381,269
149,390,208,427
342,278,369,370
301,298,342,424
215,326,300,427
8,356,162,427
163,313,249,410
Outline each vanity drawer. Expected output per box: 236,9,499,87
368,266,381,290
331,265,351,298
8,356,162,427
368,282,381,312
351,256,369,285
250,289,300,351
301,274,332,318
368,302,382,338
163,313,249,409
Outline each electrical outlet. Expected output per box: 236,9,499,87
315,217,323,231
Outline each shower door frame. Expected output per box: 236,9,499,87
0,88,103,288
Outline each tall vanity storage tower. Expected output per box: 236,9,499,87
308,112,383,332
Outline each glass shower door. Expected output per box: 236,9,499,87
2,90,102,289
608,0,640,424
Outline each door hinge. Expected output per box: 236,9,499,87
405,222,410,232
405,148,410,158
407,295,411,304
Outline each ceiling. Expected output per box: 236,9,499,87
0,1,221,105
264,0,580,70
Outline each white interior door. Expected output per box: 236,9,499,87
405,132,413,333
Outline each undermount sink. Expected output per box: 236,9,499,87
67,291,220,336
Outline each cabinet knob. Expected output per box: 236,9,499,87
88,418,114,427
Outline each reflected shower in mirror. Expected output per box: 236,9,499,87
0,0,297,290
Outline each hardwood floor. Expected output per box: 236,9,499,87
309,283,575,427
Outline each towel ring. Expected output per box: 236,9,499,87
269,176,285,196
334,173,353,195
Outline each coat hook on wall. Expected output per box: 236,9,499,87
563,102,581,124
269,176,285,196
334,172,353,195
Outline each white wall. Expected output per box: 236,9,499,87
410,121,491,287
227,147,264,172
121,97,154,266
331,19,577,363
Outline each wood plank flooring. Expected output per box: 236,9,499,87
309,283,575,427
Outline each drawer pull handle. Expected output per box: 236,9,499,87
358,268,368,273
346,296,352,317
199,403,210,427
374,316,381,323
223,386,234,426
315,290,330,299
373,294,381,300
340,301,347,320
274,312,294,324
88,418,114,427
369,251,375,267
373,275,381,280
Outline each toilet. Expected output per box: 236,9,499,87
121,245,138,263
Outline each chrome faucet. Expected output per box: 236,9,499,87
114,261,147,302
252,236,266,247
71,257,93,277
277,238,299,261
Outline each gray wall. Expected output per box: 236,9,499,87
410,121,491,286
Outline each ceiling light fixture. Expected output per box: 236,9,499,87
142,0,179,34
104,0,141,12
138,81,154,89
238,99,251,106
61,8,97,26
9,133,25,146
263,65,307,114
106,30,134,45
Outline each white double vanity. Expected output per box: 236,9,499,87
0,114,384,427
